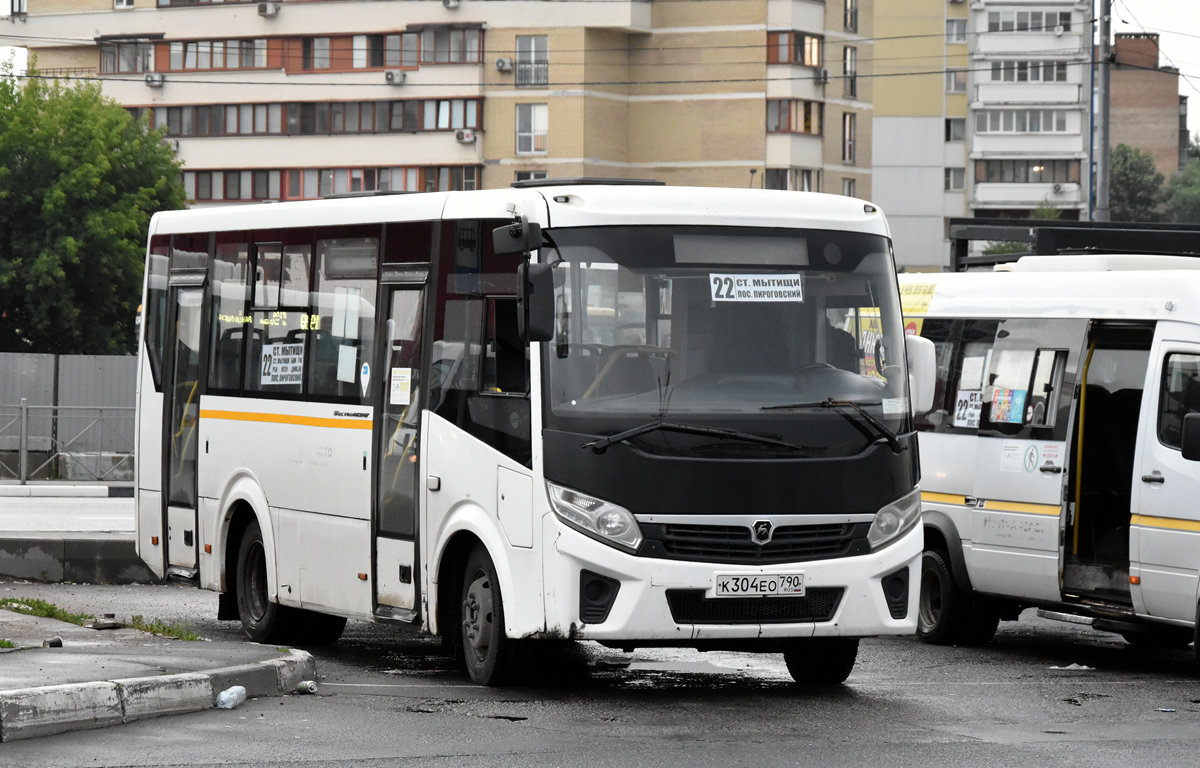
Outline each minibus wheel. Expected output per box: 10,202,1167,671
919,549,998,646
236,519,288,643
460,545,525,685
783,638,859,685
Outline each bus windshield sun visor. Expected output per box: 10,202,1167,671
761,398,905,454
582,420,806,455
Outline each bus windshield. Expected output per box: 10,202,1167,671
542,225,910,457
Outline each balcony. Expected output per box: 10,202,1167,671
973,182,1082,207
516,59,548,88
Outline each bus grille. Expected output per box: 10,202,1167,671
644,522,870,565
665,588,844,624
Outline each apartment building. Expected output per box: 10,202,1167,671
1111,33,1189,177
9,0,873,204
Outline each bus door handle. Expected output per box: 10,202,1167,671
427,476,441,491
1141,471,1165,485
1039,464,1063,474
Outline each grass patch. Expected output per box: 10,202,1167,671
3,598,94,626
127,615,203,641
0,638,15,649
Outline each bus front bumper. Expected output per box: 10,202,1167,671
542,516,921,644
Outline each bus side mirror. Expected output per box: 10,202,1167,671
905,334,936,416
518,262,555,343
1181,413,1200,461
492,216,542,255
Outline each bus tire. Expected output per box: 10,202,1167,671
783,638,859,685
460,545,524,686
235,519,289,644
1120,625,1192,649
289,610,347,646
918,549,998,646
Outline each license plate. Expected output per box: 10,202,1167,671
713,572,805,597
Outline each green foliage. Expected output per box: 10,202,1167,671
127,614,204,641
0,638,16,649
2,597,94,625
1029,201,1062,220
1110,144,1164,222
0,63,186,354
1165,158,1200,224
982,241,1028,256
1189,133,1199,161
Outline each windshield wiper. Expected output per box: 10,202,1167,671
582,421,801,455
761,398,906,454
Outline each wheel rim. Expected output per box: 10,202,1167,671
462,569,495,664
244,539,269,624
918,566,942,633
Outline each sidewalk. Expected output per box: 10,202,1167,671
0,482,153,584
0,608,316,742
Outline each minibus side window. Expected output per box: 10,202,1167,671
1158,353,1200,449
978,319,1083,441
913,318,957,431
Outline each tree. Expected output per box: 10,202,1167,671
1165,158,1200,224
0,65,185,355
1108,143,1164,222
1030,200,1062,220
1189,132,1199,161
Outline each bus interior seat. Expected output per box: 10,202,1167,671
555,351,601,402
593,353,658,398
826,322,859,372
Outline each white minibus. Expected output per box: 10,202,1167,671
135,180,934,685
904,256,1200,653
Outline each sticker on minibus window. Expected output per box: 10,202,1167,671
390,367,412,406
953,390,982,428
709,274,803,303
260,343,304,386
991,387,1026,424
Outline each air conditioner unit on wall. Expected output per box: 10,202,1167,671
455,129,476,144
257,2,279,18
815,67,830,85
144,72,164,87
385,71,406,86
1052,183,1063,193
949,0,964,4
495,58,514,73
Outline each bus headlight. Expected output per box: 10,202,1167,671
867,488,921,550
546,482,643,552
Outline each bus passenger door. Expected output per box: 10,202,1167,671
375,281,428,619
162,282,206,580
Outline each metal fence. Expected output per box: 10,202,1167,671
0,353,137,483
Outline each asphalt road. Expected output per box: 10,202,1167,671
2,581,1199,768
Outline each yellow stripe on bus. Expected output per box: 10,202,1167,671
1130,515,1200,533
199,409,373,430
982,500,1060,515
921,492,968,506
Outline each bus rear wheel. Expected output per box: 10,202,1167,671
460,545,525,686
783,638,859,685
236,519,289,644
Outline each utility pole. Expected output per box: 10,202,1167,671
1094,0,1112,221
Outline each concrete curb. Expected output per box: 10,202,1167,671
0,649,316,742
0,485,134,498
0,534,157,584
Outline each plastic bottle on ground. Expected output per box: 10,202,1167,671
216,685,247,709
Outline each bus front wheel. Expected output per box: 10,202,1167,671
460,545,525,686
783,638,859,685
236,519,288,643
918,549,999,646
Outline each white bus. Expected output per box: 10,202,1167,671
135,180,935,685
904,257,1200,654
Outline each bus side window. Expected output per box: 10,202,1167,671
144,236,170,391
308,237,379,402
1026,349,1066,427
1158,353,1200,449
912,318,957,431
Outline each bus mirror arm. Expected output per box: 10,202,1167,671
1181,413,1200,462
905,334,936,416
518,262,555,344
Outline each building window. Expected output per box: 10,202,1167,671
516,35,548,87
100,42,153,73
842,46,857,98
990,60,1068,82
974,159,1080,184
842,112,856,164
945,68,967,93
153,99,479,137
842,178,856,197
516,103,548,154
844,0,858,33
767,99,823,134
945,117,966,141
167,39,266,72
766,168,819,192
352,35,398,69
515,171,548,183
302,37,331,70
988,10,1070,33
767,31,822,68
946,19,967,44
420,27,482,64
114,0,134,8
975,109,1069,134
944,168,965,191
